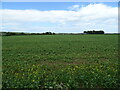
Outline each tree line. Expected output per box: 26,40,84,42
0,32,55,36
0,30,105,36
83,30,104,34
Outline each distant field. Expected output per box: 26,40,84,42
2,35,119,88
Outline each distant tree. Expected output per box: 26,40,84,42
83,30,104,34
52,33,55,35
43,32,55,35
21,32,25,35
84,31,87,34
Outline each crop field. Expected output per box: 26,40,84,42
2,34,119,88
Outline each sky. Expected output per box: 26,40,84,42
1,2,118,33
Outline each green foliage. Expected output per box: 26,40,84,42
2,35,119,88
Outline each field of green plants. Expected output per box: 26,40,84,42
2,34,119,88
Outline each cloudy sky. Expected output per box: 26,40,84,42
1,2,118,33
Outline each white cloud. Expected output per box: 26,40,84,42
68,5,80,11
1,3,118,33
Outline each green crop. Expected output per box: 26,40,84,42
2,34,119,88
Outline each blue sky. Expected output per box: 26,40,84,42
2,2,118,10
1,2,118,33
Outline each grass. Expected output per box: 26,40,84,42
2,34,119,88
